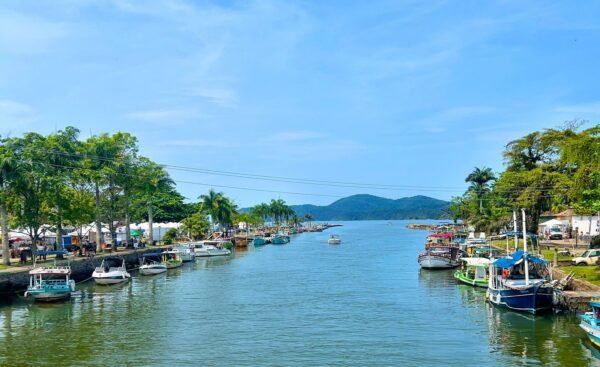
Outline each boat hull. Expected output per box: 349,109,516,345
486,285,553,314
93,274,130,285
253,238,266,246
25,288,72,302
328,239,341,245
418,255,459,269
581,321,600,348
454,270,487,288
139,266,167,275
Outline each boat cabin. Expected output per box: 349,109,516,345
489,251,549,289
141,253,163,265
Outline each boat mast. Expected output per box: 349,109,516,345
522,208,529,286
513,210,518,252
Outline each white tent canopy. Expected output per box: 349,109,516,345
539,219,567,227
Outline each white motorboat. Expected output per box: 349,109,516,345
92,257,131,285
172,244,195,262
139,252,167,275
328,235,341,245
192,241,231,257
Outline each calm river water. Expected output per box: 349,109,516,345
0,220,598,366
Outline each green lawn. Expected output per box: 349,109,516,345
560,265,600,286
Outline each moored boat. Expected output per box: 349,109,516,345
418,244,462,269
580,297,600,348
234,237,248,248
92,257,131,285
271,234,290,245
192,241,231,257
486,209,555,314
327,235,341,245
172,244,195,262
253,236,266,246
25,266,75,302
162,251,183,269
139,253,167,275
454,257,490,288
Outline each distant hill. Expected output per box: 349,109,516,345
265,194,449,221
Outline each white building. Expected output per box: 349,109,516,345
572,215,600,236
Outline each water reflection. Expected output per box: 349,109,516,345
485,303,596,366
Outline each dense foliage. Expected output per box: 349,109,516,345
449,122,600,233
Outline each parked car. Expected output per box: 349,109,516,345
548,227,563,240
571,249,600,266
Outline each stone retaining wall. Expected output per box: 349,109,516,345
0,248,161,294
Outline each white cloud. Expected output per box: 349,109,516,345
125,109,207,124
0,10,68,54
0,100,36,127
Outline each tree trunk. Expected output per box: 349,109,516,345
148,203,154,246
55,202,62,251
124,191,130,250
95,182,102,252
1,199,10,266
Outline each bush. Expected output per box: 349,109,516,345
162,228,178,245
591,235,600,249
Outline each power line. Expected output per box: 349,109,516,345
10,148,575,194
12,158,344,199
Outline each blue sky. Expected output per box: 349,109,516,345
1,0,599,207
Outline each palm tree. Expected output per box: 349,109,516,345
199,189,223,232
199,189,237,234
250,203,270,225
304,213,313,228
465,167,496,214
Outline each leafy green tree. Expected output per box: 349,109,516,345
0,137,19,264
43,127,82,249
181,212,209,240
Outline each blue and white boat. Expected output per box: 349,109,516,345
487,251,553,313
580,297,600,348
25,266,75,302
486,209,554,314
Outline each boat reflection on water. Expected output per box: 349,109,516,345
455,284,487,308
194,255,234,270
418,268,456,290
485,305,594,366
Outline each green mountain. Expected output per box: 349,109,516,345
289,194,449,220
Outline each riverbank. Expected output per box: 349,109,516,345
0,245,170,295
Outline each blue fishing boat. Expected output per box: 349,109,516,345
253,237,266,246
487,251,553,313
24,266,75,302
486,209,554,314
271,234,290,245
580,297,600,348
